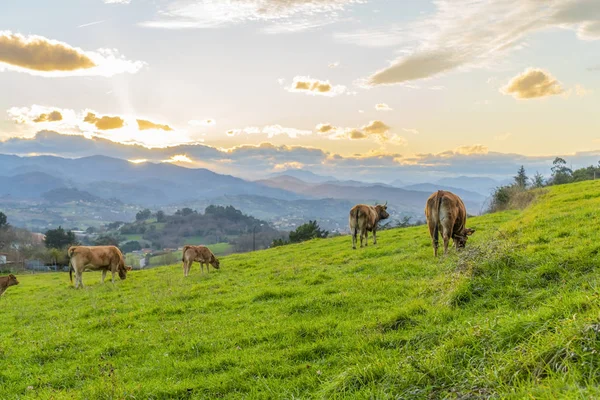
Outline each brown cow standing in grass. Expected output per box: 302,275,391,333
349,203,390,249
0,274,19,298
182,245,220,277
68,245,132,289
425,190,475,256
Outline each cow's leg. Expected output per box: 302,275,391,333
352,231,357,250
364,230,369,247
427,220,438,257
101,269,107,284
442,226,451,256
111,270,116,284
373,229,377,245
76,270,84,289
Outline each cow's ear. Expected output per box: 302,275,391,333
126,266,132,271
465,228,475,236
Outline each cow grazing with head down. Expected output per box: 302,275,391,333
349,202,390,249
0,274,19,298
68,245,132,289
425,190,475,256
182,245,220,277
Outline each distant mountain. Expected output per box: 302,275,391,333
400,183,486,203
0,172,66,198
255,175,314,193
434,176,507,196
0,154,303,205
269,169,337,183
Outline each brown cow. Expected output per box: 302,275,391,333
182,245,220,277
349,203,390,249
0,274,19,298
68,245,132,288
425,190,475,256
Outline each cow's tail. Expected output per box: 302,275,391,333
182,245,191,262
433,191,443,248
354,208,359,237
69,261,73,283
67,246,75,283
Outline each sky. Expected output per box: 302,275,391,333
0,0,599,182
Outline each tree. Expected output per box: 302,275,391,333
121,241,142,253
0,212,7,229
44,226,77,249
156,210,166,223
289,220,328,243
531,172,545,188
551,157,573,185
94,235,120,246
514,165,528,189
175,208,196,217
136,209,152,221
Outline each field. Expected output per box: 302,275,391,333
2,180,600,398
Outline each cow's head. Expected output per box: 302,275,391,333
210,255,220,270
454,228,476,248
375,202,390,221
7,274,19,287
118,265,133,280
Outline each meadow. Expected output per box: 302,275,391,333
1,180,600,399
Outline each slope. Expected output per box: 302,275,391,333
1,180,600,398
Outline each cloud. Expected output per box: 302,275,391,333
273,161,304,171
4,130,600,182
163,154,193,163
78,20,106,28
494,132,512,141
189,119,216,127
140,0,362,32
316,123,336,133
355,0,600,86
285,76,346,97
137,119,173,132
226,125,311,138
402,128,419,135
0,31,144,77
375,103,392,111
104,0,131,3
454,145,489,155
33,111,63,123
326,120,404,145
575,84,593,97
84,112,125,130
501,68,564,99
328,62,340,68
7,105,194,148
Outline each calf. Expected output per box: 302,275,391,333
182,245,220,277
425,190,475,256
68,245,132,288
0,274,19,298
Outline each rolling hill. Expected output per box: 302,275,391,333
2,180,600,397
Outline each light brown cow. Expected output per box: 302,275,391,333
425,190,475,256
68,245,132,288
182,245,220,277
0,274,19,298
349,203,390,249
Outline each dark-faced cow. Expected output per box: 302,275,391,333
0,274,19,298
425,190,475,256
68,245,132,288
349,203,390,249
182,245,220,277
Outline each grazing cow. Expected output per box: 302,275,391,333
182,245,220,277
349,202,390,249
68,245,132,289
425,190,475,256
0,274,19,298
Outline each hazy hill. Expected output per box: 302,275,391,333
400,183,487,203
3,180,600,397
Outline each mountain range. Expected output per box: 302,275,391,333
0,153,497,232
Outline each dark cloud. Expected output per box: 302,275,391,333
84,112,125,130
137,119,173,131
33,110,63,123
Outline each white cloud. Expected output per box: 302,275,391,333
328,61,340,68
104,0,131,3
501,68,564,99
189,119,216,127
140,0,363,32
375,103,392,111
226,125,310,138
352,0,600,86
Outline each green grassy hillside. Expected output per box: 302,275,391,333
2,181,600,399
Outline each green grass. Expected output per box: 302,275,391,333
2,181,600,398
